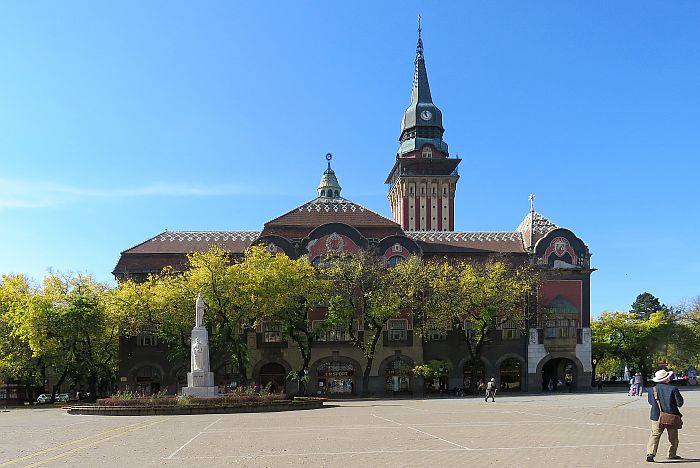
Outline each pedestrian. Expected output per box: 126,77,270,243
548,378,555,392
635,372,644,396
485,377,496,402
645,369,684,463
477,378,485,394
597,377,603,391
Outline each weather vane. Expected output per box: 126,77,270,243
529,193,535,213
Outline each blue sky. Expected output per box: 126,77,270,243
1,1,698,316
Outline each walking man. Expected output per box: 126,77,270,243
485,377,496,402
646,369,683,462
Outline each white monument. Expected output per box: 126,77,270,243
182,293,219,397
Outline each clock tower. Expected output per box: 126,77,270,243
386,20,461,231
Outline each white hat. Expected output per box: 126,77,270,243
490,378,495,382
652,369,674,383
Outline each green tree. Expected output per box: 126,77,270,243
243,246,331,395
591,311,671,380
322,251,404,396
427,260,538,380
631,292,668,320
0,275,44,399
9,273,117,400
110,247,256,385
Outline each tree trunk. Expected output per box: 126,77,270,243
52,368,68,402
87,372,97,401
361,330,383,396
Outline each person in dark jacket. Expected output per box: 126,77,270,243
646,369,684,462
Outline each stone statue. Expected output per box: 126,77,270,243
192,337,207,372
195,292,204,328
183,293,218,396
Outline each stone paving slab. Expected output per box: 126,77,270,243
1,390,700,467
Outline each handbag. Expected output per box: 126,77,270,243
654,387,683,429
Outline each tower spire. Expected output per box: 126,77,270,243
416,15,423,60
387,19,461,232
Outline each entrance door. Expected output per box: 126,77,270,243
499,358,522,391
463,360,485,394
542,358,577,391
259,363,286,393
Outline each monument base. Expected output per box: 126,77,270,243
182,371,218,397
182,385,219,397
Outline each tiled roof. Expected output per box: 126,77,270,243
122,231,261,254
516,211,558,234
409,231,522,243
407,231,526,253
264,197,399,228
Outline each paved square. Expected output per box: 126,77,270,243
2,390,700,467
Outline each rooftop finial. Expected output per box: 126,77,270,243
529,193,536,213
318,153,341,198
416,15,423,59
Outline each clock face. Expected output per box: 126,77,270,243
420,110,432,121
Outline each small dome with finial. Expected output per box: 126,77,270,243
317,153,342,199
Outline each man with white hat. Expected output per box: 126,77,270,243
646,369,684,462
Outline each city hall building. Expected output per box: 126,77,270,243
114,30,594,396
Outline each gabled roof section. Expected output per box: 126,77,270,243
516,211,559,235
121,231,261,254
264,197,400,228
516,210,559,251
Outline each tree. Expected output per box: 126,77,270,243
322,251,404,396
8,273,118,400
243,246,331,395
110,246,257,385
426,260,538,381
0,275,44,399
631,292,668,320
591,311,671,380
412,359,451,391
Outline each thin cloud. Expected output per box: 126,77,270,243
0,178,296,208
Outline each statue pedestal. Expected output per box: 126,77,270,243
182,326,218,397
182,373,218,397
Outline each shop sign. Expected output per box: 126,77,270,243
321,371,352,377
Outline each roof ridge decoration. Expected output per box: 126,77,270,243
156,231,261,243
407,231,523,242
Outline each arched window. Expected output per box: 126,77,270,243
334,190,339,197
320,190,326,197
387,256,404,267
422,147,433,158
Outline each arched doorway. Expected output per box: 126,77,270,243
133,365,161,396
316,360,356,395
542,357,577,392
463,359,486,394
259,362,286,393
215,362,241,393
385,358,411,393
499,358,522,392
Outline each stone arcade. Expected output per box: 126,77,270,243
114,26,594,397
